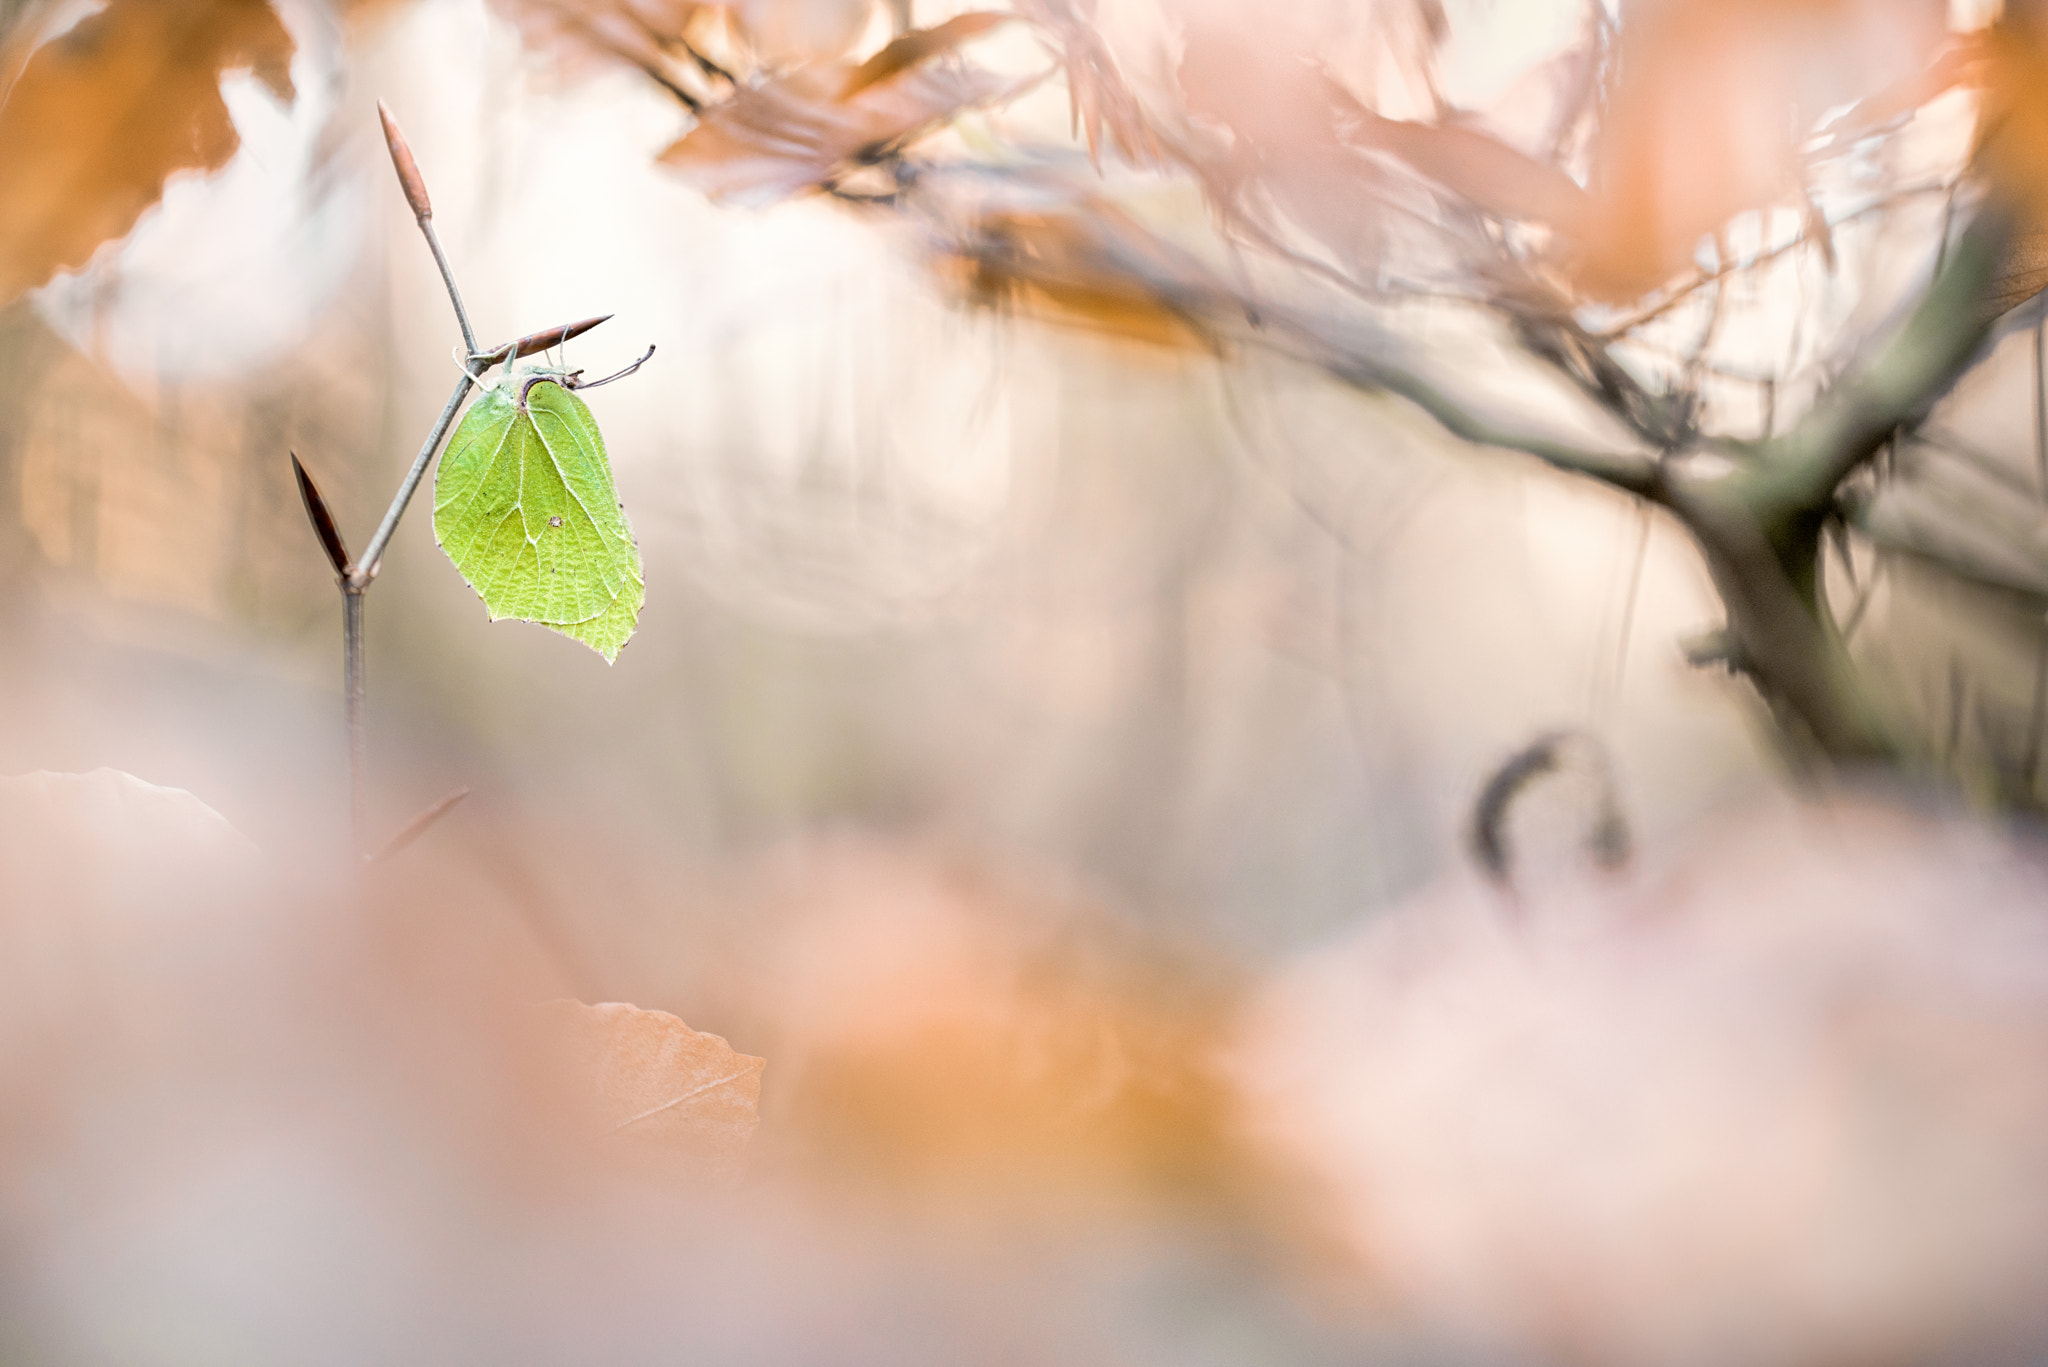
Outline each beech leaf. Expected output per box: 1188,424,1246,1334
0,0,295,306
537,999,764,1184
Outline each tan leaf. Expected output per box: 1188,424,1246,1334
536,998,764,1184
0,0,295,306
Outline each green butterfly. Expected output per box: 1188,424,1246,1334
433,358,648,663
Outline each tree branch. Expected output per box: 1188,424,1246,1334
1737,207,2009,526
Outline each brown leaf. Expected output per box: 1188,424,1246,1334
536,999,764,1184
0,0,296,306
660,29,1030,206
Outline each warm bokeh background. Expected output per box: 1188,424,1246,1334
10,2,2048,1364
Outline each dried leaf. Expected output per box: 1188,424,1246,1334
0,0,295,306
660,26,1031,205
536,999,764,1184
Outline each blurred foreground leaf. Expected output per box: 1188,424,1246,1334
0,0,295,305
433,373,644,663
537,999,764,1185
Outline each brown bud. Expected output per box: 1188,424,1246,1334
290,452,352,578
377,99,433,221
496,314,613,363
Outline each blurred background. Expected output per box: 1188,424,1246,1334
0,0,1778,959
9,1,2048,1364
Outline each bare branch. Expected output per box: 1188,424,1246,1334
1739,208,2009,525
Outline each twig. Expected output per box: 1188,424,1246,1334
2035,314,2046,500
372,787,471,863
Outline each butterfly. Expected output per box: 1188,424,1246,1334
433,347,652,662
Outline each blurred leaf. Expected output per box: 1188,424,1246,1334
660,21,1032,205
944,203,1222,350
536,999,764,1184
433,372,644,663
1572,0,1948,301
0,0,295,306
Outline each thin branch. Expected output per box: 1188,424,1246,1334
2035,312,2047,499
352,370,474,586
344,589,365,851
1738,206,2009,523
1591,182,1955,340
372,787,471,863
1271,301,1664,497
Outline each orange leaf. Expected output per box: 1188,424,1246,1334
0,0,295,306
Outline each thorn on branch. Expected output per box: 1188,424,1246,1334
290,452,352,578
488,314,615,367
377,99,433,221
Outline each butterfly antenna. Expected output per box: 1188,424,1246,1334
567,345,655,392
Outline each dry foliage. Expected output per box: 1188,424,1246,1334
0,0,295,306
